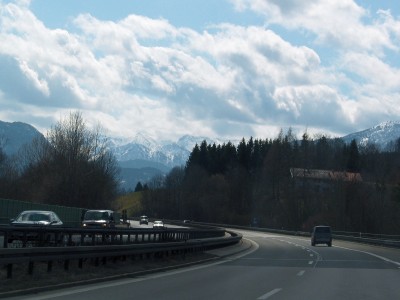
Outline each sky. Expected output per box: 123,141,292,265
0,0,399,142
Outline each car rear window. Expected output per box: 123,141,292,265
315,226,331,233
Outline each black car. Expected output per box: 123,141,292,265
139,215,149,225
311,225,332,247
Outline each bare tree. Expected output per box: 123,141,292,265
20,112,119,208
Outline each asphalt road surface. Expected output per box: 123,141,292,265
6,229,400,300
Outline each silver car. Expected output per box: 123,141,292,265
8,210,64,245
11,210,63,226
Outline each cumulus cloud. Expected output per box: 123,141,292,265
230,0,397,53
0,0,399,141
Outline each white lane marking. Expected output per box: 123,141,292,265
257,288,282,299
281,234,400,268
267,235,322,269
334,245,400,267
297,270,305,276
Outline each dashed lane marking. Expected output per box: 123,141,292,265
297,270,305,276
257,288,282,299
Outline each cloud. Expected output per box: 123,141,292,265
0,0,399,141
230,0,398,54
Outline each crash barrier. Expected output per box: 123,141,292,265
0,225,226,248
0,229,241,279
330,232,400,248
178,221,400,249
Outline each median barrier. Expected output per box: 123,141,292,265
0,226,242,279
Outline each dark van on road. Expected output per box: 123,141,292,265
81,210,116,228
311,225,332,247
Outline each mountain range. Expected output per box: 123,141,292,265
1,120,400,190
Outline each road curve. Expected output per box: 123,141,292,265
7,229,400,300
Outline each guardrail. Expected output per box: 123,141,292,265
0,225,226,248
0,226,241,279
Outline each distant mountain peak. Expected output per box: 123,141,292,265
372,120,400,130
342,120,400,149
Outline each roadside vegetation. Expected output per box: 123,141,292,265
112,191,143,217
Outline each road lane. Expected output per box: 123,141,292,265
6,229,400,300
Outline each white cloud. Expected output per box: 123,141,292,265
230,0,397,54
341,52,400,90
0,0,399,141
18,59,50,96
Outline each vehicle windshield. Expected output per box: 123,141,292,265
84,211,109,220
17,212,51,222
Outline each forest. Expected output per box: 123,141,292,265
140,129,400,234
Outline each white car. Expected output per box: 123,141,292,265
153,220,165,229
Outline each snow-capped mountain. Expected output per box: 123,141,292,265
110,134,224,169
341,121,400,149
108,134,226,190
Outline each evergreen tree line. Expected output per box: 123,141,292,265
141,129,400,234
0,112,119,209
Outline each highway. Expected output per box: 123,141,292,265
7,229,400,299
